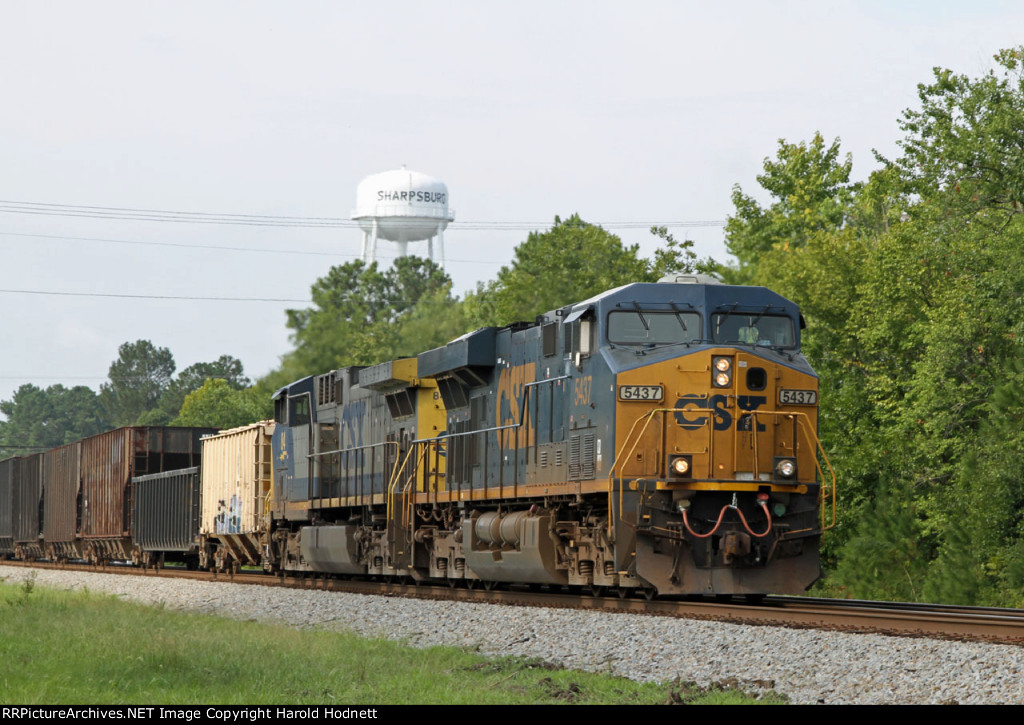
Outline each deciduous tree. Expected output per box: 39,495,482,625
281,257,451,377
725,133,858,277
173,379,270,430
474,214,651,326
893,47,1024,220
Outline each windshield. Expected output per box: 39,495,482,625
608,310,701,346
711,313,796,349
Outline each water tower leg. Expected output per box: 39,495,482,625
428,236,434,262
361,230,368,263
368,220,379,265
397,241,408,257
437,230,446,269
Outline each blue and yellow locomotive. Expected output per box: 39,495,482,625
269,275,835,597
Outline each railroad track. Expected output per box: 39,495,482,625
5,559,1024,646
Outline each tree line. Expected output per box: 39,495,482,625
0,345,263,453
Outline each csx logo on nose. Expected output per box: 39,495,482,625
674,394,767,431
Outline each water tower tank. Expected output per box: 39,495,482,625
351,166,455,266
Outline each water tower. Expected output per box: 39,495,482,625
351,166,455,267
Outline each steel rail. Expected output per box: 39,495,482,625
4,560,1024,646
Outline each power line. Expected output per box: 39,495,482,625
0,288,309,302
0,199,726,230
0,376,105,380
0,231,505,265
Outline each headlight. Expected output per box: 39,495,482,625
668,455,693,480
774,457,796,479
712,357,733,387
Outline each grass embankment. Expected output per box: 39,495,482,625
0,573,785,705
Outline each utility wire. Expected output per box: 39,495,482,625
0,289,309,302
0,199,725,230
0,378,106,382
0,231,503,264
0,201,724,304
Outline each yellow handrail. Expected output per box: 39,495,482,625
386,443,415,524
606,409,664,538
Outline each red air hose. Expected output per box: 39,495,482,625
681,498,773,539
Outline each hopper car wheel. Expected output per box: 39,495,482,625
466,579,479,590
447,578,459,588
591,586,606,598
744,594,766,605
616,587,631,599
643,588,657,601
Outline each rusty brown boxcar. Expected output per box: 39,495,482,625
80,427,212,563
0,457,15,556
12,453,43,559
132,466,201,568
41,442,81,561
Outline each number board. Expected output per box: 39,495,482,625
779,389,817,405
618,385,664,401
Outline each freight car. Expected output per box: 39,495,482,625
194,421,275,572
267,275,836,597
0,426,212,564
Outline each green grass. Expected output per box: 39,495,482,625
0,574,785,705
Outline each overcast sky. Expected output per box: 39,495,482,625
2,1,1023,408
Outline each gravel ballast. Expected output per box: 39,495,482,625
2,565,1021,705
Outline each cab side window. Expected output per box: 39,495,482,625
291,396,310,426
